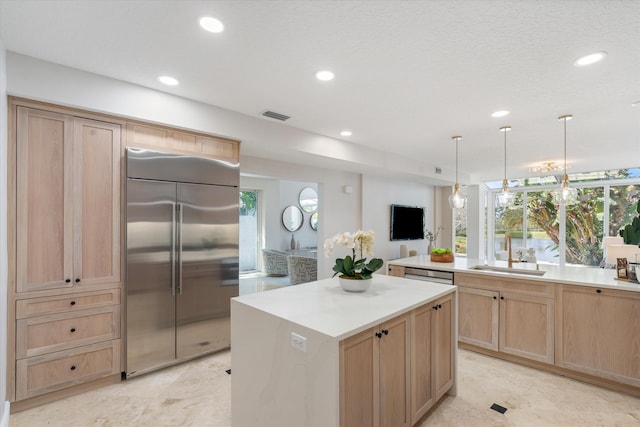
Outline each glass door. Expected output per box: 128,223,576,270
239,190,259,272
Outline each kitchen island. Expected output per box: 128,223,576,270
231,275,457,427
388,256,640,396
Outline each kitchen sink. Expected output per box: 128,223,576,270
469,264,546,276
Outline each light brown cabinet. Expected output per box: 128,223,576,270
410,293,453,424
456,273,554,364
557,285,640,388
340,313,411,427
9,100,124,407
126,122,240,162
388,264,405,277
340,294,454,427
16,107,121,293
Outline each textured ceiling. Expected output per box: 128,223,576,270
1,0,639,182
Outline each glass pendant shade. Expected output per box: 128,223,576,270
497,179,515,208
550,115,577,205
496,126,514,208
552,174,579,205
448,136,466,209
449,183,466,209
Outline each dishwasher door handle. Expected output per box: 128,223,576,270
404,274,453,285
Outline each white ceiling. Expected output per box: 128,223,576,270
1,0,639,183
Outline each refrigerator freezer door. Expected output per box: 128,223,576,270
126,179,177,375
176,183,239,359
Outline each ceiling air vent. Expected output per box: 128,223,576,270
262,110,290,121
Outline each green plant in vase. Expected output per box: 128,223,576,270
324,230,383,279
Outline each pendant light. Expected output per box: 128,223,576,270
448,135,466,209
496,126,515,208
551,114,578,205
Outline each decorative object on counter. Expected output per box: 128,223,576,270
550,115,578,206
400,244,408,258
425,226,443,254
290,234,296,250
430,247,454,263
496,125,515,208
619,199,640,245
325,230,383,292
448,135,466,209
617,258,629,279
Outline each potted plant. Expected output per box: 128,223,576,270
324,230,383,292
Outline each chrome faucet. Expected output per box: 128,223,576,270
505,234,520,269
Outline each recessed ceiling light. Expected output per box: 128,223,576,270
316,70,334,81
491,110,510,118
573,51,607,67
200,16,224,33
340,130,352,137
158,76,179,86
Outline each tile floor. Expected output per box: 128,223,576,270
9,273,640,426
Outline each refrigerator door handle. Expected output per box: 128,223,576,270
171,202,177,297
177,202,184,295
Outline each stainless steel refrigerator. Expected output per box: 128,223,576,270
125,147,239,377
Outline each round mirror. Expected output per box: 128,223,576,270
310,212,318,231
299,187,318,213
282,205,303,232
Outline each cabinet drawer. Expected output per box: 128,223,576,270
16,289,120,319
16,340,121,400
16,306,120,358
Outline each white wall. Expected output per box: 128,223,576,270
362,174,435,266
0,34,9,422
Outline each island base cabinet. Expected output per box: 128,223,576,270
557,285,640,388
340,314,410,427
411,294,454,425
340,294,455,427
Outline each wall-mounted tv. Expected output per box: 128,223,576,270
390,204,425,241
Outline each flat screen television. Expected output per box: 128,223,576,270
390,204,425,241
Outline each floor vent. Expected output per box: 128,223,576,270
490,403,507,414
262,110,290,121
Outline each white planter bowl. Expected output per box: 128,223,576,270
338,276,372,292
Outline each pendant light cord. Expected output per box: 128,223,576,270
503,129,507,181
455,138,459,184
563,116,567,174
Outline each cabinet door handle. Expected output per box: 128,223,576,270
493,296,497,300
65,279,71,283
382,329,389,335
70,328,76,333
75,278,80,283
433,305,438,310
596,289,602,294
500,296,505,300
70,365,76,371
70,301,76,306
375,332,382,339
438,304,442,309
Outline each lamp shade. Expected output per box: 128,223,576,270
606,244,640,266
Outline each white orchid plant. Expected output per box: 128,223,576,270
324,230,384,279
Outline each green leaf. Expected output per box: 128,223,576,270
365,258,383,273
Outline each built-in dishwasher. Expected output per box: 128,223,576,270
404,267,454,285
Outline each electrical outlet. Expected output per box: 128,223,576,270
291,332,307,352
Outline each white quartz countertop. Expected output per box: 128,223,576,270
389,255,640,292
231,274,455,340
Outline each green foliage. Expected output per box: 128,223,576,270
239,191,257,216
619,199,640,245
331,255,383,280
432,247,452,254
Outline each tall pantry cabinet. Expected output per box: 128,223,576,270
8,100,123,407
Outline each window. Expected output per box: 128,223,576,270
239,190,259,272
487,168,640,267
455,205,467,255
